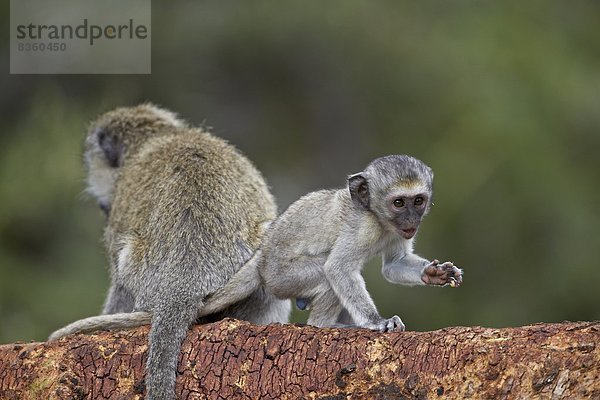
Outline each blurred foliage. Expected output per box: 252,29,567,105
1,1,599,343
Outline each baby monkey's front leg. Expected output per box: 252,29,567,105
382,252,463,288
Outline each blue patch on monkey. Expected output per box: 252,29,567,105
295,297,310,310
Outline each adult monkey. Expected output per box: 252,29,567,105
50,104,290,400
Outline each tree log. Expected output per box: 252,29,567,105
0,320,598,399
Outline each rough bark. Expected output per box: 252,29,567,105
0,320,598,399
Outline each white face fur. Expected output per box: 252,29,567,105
389,181,430,198
85,150,116,209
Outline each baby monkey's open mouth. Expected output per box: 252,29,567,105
401,228,417,239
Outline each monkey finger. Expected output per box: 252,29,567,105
438,261,455,270
455,271,464,285
425,265,446,277
448,266,463,280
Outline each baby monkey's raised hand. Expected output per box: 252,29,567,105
421,260,463,287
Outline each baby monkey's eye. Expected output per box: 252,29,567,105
393,198,405,208
414,196,424,206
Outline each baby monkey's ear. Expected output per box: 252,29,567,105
348,173,370,211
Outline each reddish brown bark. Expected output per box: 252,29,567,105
0,319,598,399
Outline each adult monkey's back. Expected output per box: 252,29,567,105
50,104,291,400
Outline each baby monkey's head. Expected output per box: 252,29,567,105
348,155,434,239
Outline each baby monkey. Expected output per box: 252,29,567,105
202,154,463,331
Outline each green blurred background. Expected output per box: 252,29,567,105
1,2,599,343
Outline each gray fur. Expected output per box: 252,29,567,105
49,104,290,400
103,283,135,313
202,154,463,332
48,312,151,340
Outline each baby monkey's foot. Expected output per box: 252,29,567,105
422,260,463,287
366,315,405,332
